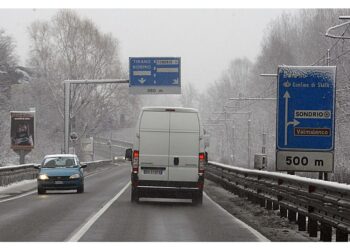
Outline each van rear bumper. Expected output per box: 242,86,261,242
134,180,203,199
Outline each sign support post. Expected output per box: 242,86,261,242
63,79,129,154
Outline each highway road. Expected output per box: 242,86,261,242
0,162,267,242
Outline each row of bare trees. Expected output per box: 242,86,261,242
198,9,350,183
0,10,140,164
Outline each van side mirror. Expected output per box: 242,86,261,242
125,148,132,161
81,164,88,169
33,164,41,169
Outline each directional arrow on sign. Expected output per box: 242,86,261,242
138,78,146,84
284,91,290,145
172,78,179,85
284,91,300,145
287,119,300,127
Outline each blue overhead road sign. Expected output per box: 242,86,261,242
129,57,181,94
276,66,336,151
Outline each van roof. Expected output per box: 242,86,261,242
142,106,198,113
44,154,77,158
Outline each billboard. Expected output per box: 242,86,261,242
11,111,35,150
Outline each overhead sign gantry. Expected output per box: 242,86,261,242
129,57,181,94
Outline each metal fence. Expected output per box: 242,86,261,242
206,161,350,242
0,160,113,187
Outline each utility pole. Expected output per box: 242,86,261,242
227,95,274,169
247,118,251,168
262,129,266,154
320,16,349,181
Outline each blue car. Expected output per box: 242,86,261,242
35,154,87,194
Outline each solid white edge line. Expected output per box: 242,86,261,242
66,181,131,242
0,165,117,203
0,190,37,203
204,192,270,242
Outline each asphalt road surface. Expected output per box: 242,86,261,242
0,162,267,242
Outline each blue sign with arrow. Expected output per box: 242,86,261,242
276,66,336,151
129,57,181,94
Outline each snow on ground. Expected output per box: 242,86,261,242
0,179,36,193
204,179,318,242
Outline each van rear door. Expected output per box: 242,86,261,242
168,112,200,182
138,111,169,181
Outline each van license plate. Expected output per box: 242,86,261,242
55,181,64,184
143,169,163,175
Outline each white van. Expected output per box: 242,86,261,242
125,107,208,205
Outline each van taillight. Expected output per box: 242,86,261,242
199,152,205,175
132,150,139,173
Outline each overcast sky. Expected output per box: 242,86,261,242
0,8,293,91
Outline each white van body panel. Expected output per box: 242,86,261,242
168,112,200,182
133,107,204,184
138,111,169,181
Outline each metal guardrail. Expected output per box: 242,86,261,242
0,160,113,187
94,137,133,149
0,164,38,187
206,161,350,242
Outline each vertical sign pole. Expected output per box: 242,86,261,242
232,125,235,164
64,81,71,154
248,116,251,168
224,110,229,161
262,128,266,154
19,150,25,164
323,50,331,181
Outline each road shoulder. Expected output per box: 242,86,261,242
204,179,318,242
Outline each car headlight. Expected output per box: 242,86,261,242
69,173,81,179
38,174,49,180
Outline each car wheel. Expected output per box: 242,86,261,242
192,191,203,205
37,188,46,195
77,185,84,193
131,187,139,203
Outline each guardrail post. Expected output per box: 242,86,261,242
320,222,332,241
308,217,318,237
336,228,348,242
266,200,273,210
260,197,266,207
280,206,287,218
273,201,279,210
298,214,306,231
288,209,297,222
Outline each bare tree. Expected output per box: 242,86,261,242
180,82,199,108
27,10,139,155
0,29,19,164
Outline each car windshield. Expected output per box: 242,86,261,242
42,157,77,168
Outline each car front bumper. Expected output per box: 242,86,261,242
38,178,83,190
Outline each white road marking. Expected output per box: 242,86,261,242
204,192,270,242
0,190,37,203
0,166,117,203
65,181,130,242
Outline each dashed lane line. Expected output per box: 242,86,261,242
65,181,130,242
